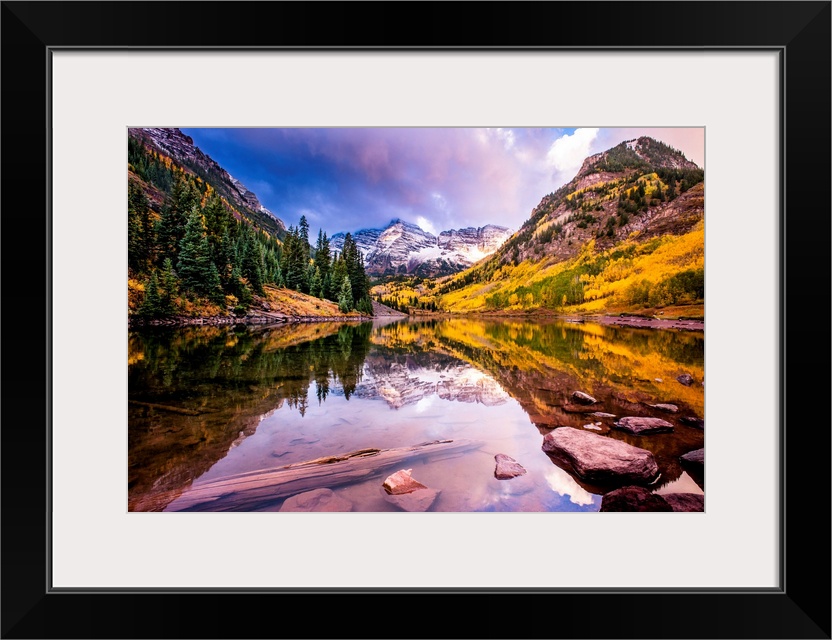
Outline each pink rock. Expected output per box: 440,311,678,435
494,454,527,480
542,427,659,484
279,488,353,512
613,416,674,434
384,487,440,512
383,469,429,495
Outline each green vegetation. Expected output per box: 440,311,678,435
128,135,372,319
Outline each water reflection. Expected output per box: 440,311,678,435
129,318,704,512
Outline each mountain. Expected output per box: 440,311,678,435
330,219,513,278
128,127,286,238
433,136,705,315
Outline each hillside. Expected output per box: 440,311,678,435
129,128,286,238
414,137,704,318
128,128,375,322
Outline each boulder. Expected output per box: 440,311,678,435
662,493,704,512
582,424,603,431
382,469,439,512
613,416,675,435
383,469,428,495
591,412,616,418
680,416,705,429
494,454,527,480
571,390,597,405
649,403,679,413
599,486,673,512
279,488,353,512
676,373,695,386
680,448,705,468
542,427,659,485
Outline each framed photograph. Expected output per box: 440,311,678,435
3,2,829,638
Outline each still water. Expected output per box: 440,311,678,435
128,318,704,512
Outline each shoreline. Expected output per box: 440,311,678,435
128,312,376,328
129,310,702,332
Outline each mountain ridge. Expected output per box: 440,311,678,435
129,127,287,238
330,219,513,278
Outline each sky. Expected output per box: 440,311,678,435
182,127,704,238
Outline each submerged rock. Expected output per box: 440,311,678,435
542,427,659,485
382,469,439,512
680,448,705,468
677,373,695,386
613,416,675,435
571,391,597,405
384,489,439,512
591,412,616,418
494,454,527,480
662,493,704,512
279,488,353,512
649,403,679,413
582,424,603,431
600,486,673,512
680,416,705,429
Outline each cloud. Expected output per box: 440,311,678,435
545,466,596,506
546,128,600,174
181,126,703,239
416,215,438,235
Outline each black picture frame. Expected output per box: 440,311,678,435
2,2,829,638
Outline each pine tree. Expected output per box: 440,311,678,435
338,275,354,313
128,182,153,274
177,207,218,296
156,176,198,263
314,229,331,286
298,215,311,265
310,267,323,298
340,233,370,308
329,253,347,303
206,262,225,305
140,271,162,318
160,257,179,315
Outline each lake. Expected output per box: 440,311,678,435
128,317,704,512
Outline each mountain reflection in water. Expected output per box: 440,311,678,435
128,318,704,512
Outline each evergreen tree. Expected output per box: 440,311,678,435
206,262,225,305
340,233,370,308
338,275,354,313
156,176,198,263
242,238,265,296
314,229,331,286
329,253,347,303
177,207,217,296
298,215,311,265
160,257,179,315
128,182,153,274
310,267,323,298
140,271,162,318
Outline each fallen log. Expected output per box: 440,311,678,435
166,439,481,512
128,400,205,416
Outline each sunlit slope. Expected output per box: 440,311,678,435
438,221,703,316
421,137,705,317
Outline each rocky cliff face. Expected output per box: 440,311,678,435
129,127,286,237
331,219,512,277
